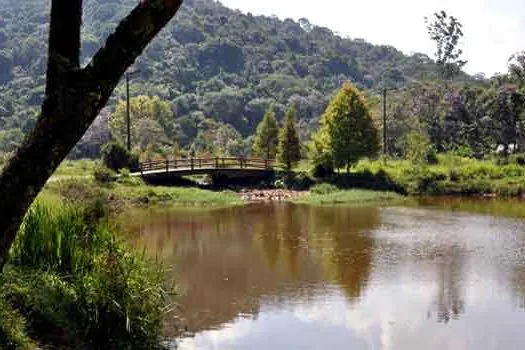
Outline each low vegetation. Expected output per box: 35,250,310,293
296,184,404,206
0,197,172,349
45,171,243,210
351,154,525,196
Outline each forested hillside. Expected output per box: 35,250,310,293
0,0,449,154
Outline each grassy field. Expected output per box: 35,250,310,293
44,175,243,210
345,155,525,196
295,183,405,206
53,159,98,177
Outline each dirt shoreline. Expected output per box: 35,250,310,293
238,189,308,202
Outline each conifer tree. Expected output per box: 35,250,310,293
253,108,279,159
313,81,379,172
277,106,302,171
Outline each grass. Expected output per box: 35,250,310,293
296,184,405,206
1,197,172,349
44,174,243,210
347,154,525,196
53,159,98,177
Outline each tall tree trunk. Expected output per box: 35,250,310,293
0,0,183,270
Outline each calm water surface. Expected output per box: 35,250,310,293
126,198,525,350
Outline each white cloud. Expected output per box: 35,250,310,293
219,0,525,76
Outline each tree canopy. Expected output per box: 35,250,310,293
253,108,279,159
277,106,302,170
313,82,380,172
0,0,455,155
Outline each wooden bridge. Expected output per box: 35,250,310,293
137,157,276,183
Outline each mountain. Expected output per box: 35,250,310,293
0,0,452,154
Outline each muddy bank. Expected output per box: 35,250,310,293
239,189,308,202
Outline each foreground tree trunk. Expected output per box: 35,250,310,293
0,0,183,270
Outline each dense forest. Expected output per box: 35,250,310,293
2,0,524,162
0,0,458,156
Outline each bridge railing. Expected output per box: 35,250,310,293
139,157,275,174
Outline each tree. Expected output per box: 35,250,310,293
101,142,139,172
109,95,174,150
313,81,379,172
0,0,183,270
425,11,467,80
509,51,525,88
277,106,302,171
253,108,279,159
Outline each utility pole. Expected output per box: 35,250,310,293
126,73,131,151
125,70,141,151
383,88,387,158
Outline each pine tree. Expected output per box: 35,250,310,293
277,106,302,171
313,81,380,172
253,108,279,159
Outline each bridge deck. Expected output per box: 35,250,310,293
137,157,276,178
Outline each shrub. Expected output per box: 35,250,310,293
426,148,439,165
0,297,32,350
311,162,334,178
284,172,314,190
509,153,525,166
101,142,139,172
403,131,432,164
93,166,116,185
311,183,338,194
117,168,144,187
4,200,172,349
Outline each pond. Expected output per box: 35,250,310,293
126,198,525,350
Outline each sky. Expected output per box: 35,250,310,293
220,0,525,77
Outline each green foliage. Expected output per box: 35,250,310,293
0,297,32,350
3,199,171,349
311,183,339,195
54,159,98,177
252,108,279,159
313,81,380,171
277,106,302,170
0,0,448,155
109,95,175,151
353,155,525,196
93,166,117,185
296,189,403,206
403,131,433,164
101,142,139,171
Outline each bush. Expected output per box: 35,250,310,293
284,172,314,190
509,153,525,166
101,142,139,172
311,162,335,178
93,166,116,184
426,148,439,165
117,168,144,187
310,183,338,194
4,200,172,349
0,297,32,350
403,131,432,164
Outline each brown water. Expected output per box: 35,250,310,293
126,199,525,350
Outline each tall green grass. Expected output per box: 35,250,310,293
2,199,172,349
351,155,525,196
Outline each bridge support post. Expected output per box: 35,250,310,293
191,158,194,170
215,157,219,168
166,159,169,173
